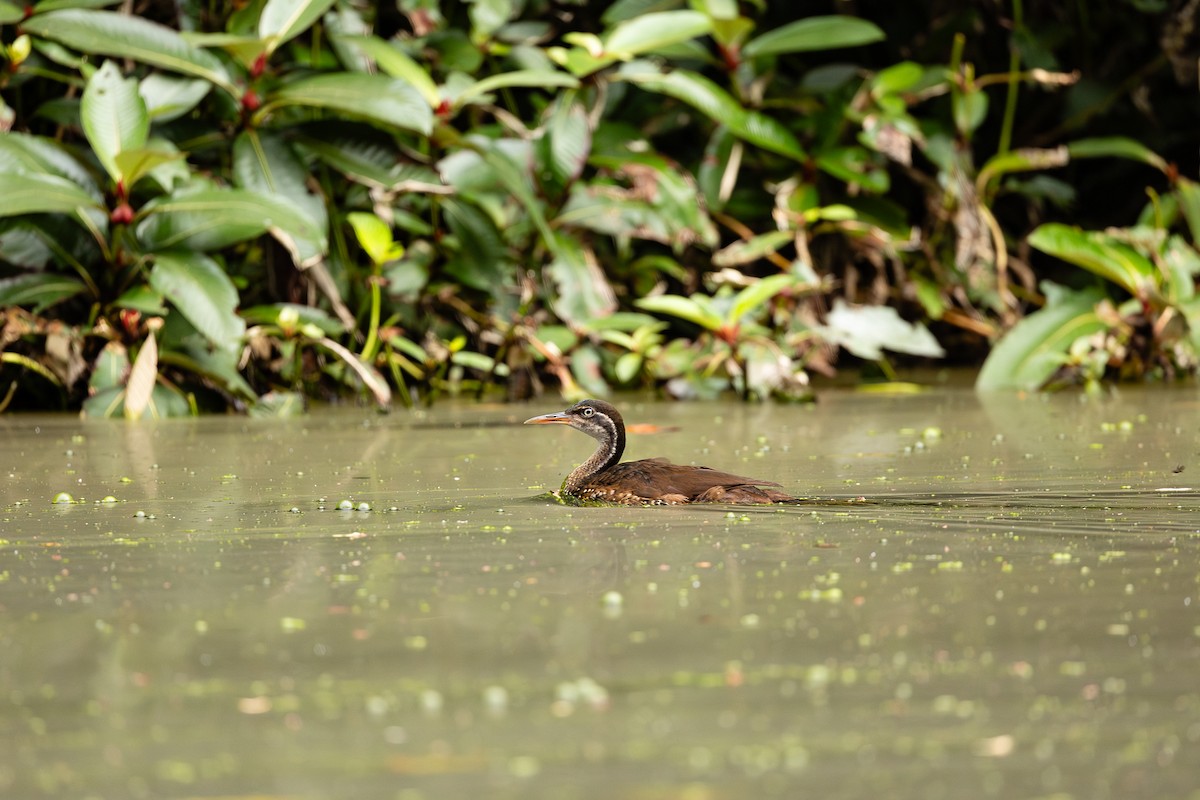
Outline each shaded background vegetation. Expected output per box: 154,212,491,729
1,0,1198,415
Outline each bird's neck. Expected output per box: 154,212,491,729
563,420,625,493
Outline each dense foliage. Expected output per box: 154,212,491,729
0,0,1197,415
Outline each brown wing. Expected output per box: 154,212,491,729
592,458,791,504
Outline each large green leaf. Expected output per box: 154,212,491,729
258,0,337,53
453,70,580,107
266,74,433,136
546,233,616,325
137,188,327,265
233,130,327,232
1028,223,1157,299
976,287,1107,391
713,231,793,267
23,10,236,95
1175,178,1200,245
621,66,804,161
138,73,211,122
604,10,712,57
0,171,104,219
0,133,103,200
81,60,149,185
340,35,440,107
731,273,799,321
743,15,884,58
149,251,245,353
636,294,723,331
1067,136,1168,172
294,126,444,192
0,272,87,312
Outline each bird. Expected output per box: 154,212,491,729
524,399,798,505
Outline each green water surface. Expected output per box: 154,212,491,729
1,387,1198,799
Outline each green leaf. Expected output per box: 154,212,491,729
339,35,440,107
743,15,884,58
976,146,1070,192
713,231,793,267
258,0,337,54
242,303,345,335
295,127,444,192
138,73,211,122
548,99,591,185
0,1,23,23
0,171,104,220
636,294,723,331
89,341,129,393
0,272,87,312
23,10,236,95
454,69,580,107
232,130,327,233
731,274,798,321
1174,178,1200,245
614,351,642,384
114,284,167,315
545,233,616,325
621,66,805,161
441,198,512,292
1028,223,1157,299
1067,137,1167,173
347,212,402,265
604,10,712,57
114,142,185,191
137,188,327,265
149,251,245,353
266,73,433,136
0,132,103,201
976,287,1107,391
80,60,149,185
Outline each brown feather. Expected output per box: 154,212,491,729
525,400,798,505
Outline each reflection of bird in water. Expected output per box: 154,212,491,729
525,399,797,505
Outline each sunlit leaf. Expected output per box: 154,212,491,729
604,10,712,57
731,274,798,321
548,98,591,185
242,303,345,335
742,15,884,58
259,0,337,54
123,331,158,419
976,287,1106,391
138,73,211,122
821,300,945,360
80,60,148,185
636,294,723,331
149,251,245,352
347,212,402,265
1028,223,1157,299
114,142,185,191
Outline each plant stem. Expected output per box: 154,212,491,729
998,0,1024,155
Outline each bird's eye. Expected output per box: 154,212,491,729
582,407,594,417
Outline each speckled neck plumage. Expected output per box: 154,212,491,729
562,409,625,494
